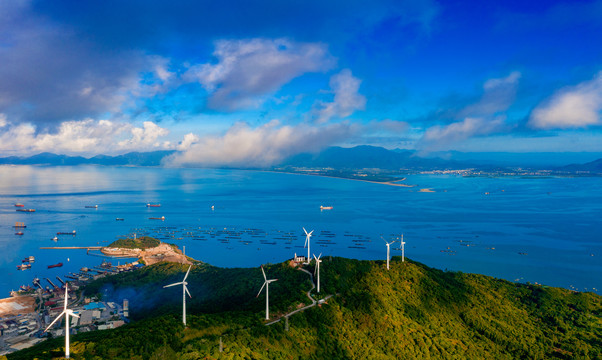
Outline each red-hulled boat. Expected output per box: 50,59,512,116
48,263,63,269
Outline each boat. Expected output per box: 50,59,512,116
14,203,25,207
57,230,76,235
146,203,161,207
51,236,58,241
13,222,26,228
320,206,334,210
116,218,125,221
85,205,98,208
28,256,35,262
16,208,35,212
15,232,24,236
149,216,165,220
17,263,31,270
48,262,63,269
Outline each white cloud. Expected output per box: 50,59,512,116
314,69,366,123
459,71,521,118
167,120,356,168
0,117,172,155
176,133,200,151
418,117,508,152
528,72,602,129
183,38,335,110
0,113,6,128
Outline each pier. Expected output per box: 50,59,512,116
40,246,103,250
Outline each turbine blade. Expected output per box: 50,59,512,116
257,281,266,297
64,286,69,311
70,313,80,318
164,282,183,288
183,265,192,281
318,253,322,259
303,227,308,235
185,285,192,298
261,266,267,281
45,311,65,331
313,254,317,261
309,230,314,236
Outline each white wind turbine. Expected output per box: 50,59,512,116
44,284,79,359
303,227,314,264
313,253,322,293
382,237,396,270
164,265,192,326
400,234,406,262
257,266,278,320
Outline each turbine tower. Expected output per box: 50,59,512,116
401,234,406,262
303,227,314,264
164,265,192,326
313,253,322,293
44,284,79,359
257,266,278,320
382,237,396,270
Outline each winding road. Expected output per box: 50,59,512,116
266,267,333,326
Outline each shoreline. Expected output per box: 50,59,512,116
260,169,417,187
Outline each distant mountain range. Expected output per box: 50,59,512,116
0,147,601,173
0,151,176,167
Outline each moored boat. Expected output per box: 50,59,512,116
48,262,63,269
17,263,31,270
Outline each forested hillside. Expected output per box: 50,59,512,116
9,257,602,359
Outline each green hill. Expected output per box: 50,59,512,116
108,236,161,250
9,257,602,359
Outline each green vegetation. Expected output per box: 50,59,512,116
108,236,160,250
10,257,602,359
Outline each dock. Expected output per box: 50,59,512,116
39,246,103,250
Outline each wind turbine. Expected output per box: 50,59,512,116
163,265,192,326
303,227,314,264
44,284,79,359
400,234,406,262
382,237,396,270
313,253,322,293
257,266,278,320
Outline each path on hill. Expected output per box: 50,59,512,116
266,266,333,326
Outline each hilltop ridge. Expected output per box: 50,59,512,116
8,257,601,359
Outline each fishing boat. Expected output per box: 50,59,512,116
320,206,334,210
17,263,31,270
115,218,125,221
48,262,63,269
14,203,25,207
51,236,58,241
146,203,161,207
16,208,35,212
85,205,98,208
13,222,26,228
149,216,165,220
15,232,24,236
57,230,76,235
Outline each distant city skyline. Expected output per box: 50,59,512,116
1,1,601,166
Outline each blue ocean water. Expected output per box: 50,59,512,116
0,165,600,296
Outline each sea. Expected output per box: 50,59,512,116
0,165,600,296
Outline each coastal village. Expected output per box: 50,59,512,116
0,238,189,356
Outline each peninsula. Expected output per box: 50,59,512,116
101,236,191,266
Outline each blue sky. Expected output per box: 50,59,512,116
1,0,601,166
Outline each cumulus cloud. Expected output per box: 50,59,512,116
183,38,335,110
314,69,366,123
0,2,172,124
418,117,508,151
528,72,602,129
417,71,521,152
458,71,521,119
167,120,356,168
0,117,171,156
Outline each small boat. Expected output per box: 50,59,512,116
85,205,98,208
14,203,25,207
320,206,334,210
48,262,63,269
28,256,35,262
116,218,125,221
17,263,31,270
15,232,24,236
51,236,58,241
13,222,26,228
149,216,165,220
57,231,76,235
16,209,35,212
146,203,161,207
